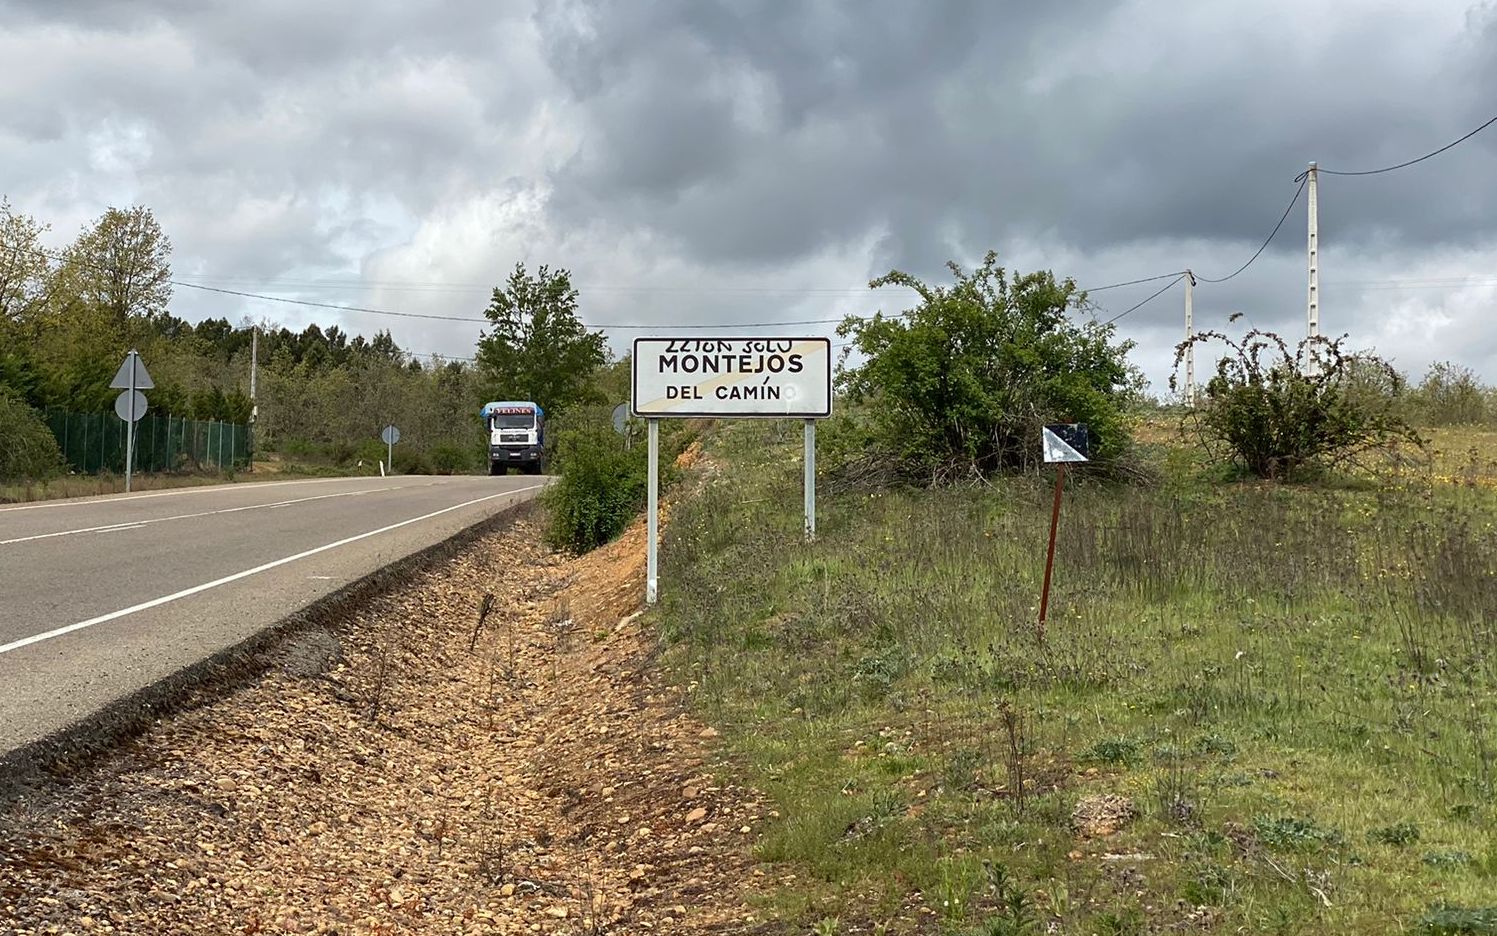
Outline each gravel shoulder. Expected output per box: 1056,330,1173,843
0,506,770,934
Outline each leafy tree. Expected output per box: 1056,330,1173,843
476,263,607,415
1414,361,1489,426
57,206,173,323
0,197,51,325
837,251,1138,480
1172,328,1421,480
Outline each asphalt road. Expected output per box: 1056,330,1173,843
0,474,547,756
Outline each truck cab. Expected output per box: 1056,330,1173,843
481,401,546,475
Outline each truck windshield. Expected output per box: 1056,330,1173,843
493,414,533,429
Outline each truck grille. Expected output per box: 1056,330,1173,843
500,432,528,443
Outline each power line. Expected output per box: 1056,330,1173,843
1195,177,1308,284
1082,271,1188,293
1308,113,1497,177
175,280,904,330
1102,274,1185,325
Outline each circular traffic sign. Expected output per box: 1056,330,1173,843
611,403,629,435
381,425,400,445
114,390,149,423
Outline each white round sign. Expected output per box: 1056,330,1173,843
381,425,400,445
114,390,149,423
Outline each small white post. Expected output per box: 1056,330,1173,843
803,418,816,541
646,418,660,605
1183,270,1196,405
1306,161,1320,340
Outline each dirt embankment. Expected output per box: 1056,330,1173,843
0,490,769,934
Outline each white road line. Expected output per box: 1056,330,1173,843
0,486,401,546
0,484,545,657
0,475,400,513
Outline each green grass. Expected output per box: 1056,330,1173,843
656,419,1497,934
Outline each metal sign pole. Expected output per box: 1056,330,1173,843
124,352,137,492
803,418,816,541
647,418,660,605
1037,463,1066,640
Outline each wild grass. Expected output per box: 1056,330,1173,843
657,419,1497,934
0,454,383,504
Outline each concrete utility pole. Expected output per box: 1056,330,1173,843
1183,269,1197,404
1306,161,1320,339
249,325,258,419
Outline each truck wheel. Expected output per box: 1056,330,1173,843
489,461,504,477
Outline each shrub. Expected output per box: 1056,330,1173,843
430,442,475,475
1173,328,1422,480
1414,362,1490,426
0,394,64,481
543,422,650,553
392,448,433,475
837,250,1140,483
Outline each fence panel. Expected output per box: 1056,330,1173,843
43,408,252,475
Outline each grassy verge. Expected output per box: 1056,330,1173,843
657,420,1497,935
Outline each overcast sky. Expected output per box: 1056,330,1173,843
3,0,1495,390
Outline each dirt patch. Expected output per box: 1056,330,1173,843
1071,793,1137,838
0,515,769,934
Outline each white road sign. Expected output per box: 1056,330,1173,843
110,351,154,390
381,425,401,445
114,390,148,423
1042,425,1090,463
631,337,832,418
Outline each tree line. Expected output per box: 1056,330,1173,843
1,198,620,480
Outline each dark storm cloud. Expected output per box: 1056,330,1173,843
539,0,1497,276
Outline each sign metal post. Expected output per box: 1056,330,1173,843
381,425,401,475
111,350,154,492
1038,423,1090,639
647,418,660,604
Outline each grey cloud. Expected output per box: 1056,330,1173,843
539,0,1496,280
2,0,1495,389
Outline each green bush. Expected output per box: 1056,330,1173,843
543,422,649,553
541,414,694,554
0,393,64,481
430,442,476,475
1413,362,1490,426
837,250,1140,482
1174,328,1421,480
393,447,433,475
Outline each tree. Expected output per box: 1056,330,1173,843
58,205,172,323
837,251,1139,480
1172,328,1421,480
1414,361,1488,426
0,197,51,325
475,263,607,415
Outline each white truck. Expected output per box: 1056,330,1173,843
481,401,546,475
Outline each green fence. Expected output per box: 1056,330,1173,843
43,408,252,475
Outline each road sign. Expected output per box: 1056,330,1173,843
611,402,629,434
114,390,148,422
630,337,832,418
111,351,153,493
631,336,832,606
1042,424,1090,463
1038,422,1090,637
381,425,401,445
110,351,154,390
